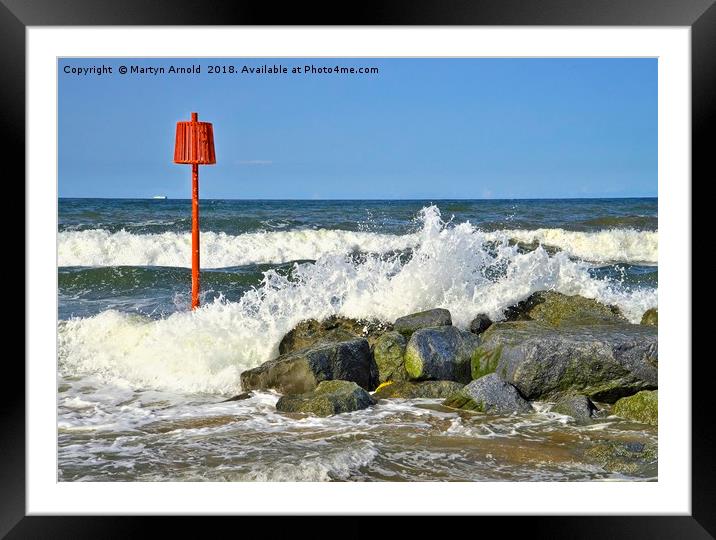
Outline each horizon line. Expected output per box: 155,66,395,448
58,195,658,201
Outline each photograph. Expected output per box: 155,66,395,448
56,56,658,482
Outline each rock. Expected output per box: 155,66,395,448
404,326,479,383
240,338,378,394
552,394,598,423
278,316,389,355
473,321,657,402
372,380,464,399
504,291,627,326
373,331,409,383
276,380,375,416
469,314,493,335
222,392,253,402
584,440,657,475
443,373,533,414
613,390,658,425
640,308,658,326
393,308,452,336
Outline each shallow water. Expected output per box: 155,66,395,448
57,199,657,481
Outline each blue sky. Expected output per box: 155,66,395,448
58,58,656,199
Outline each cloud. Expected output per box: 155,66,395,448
237,160,272,165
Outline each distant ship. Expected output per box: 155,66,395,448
152,195,167,200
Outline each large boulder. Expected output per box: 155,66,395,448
278,316,389,355
240,338,378,394
393,308,452,337
552,394,598,423
472,321,657,402
613,390,658,425
640,308,658,326
372,380,464,399
404,326,479,383
443,373,533,414
373,331,409,383
276,380,374,416
504,291,627,327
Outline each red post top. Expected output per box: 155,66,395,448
173,112,217,165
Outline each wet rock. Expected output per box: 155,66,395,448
584,440,657,475
473,321,657,402
640,308,658,326
394,308,452,337
613,390,658,425
373,331,408,383
469,314,493,336
404,326,480,383
552,394,598,423
443,373,533,414
504,291,626,327
278,316,389,355
240,338,378,395
276,380,375,417
372,380,464,399
222,392,253,402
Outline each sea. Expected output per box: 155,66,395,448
57,198,658,481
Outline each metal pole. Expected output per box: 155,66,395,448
191,112,200,309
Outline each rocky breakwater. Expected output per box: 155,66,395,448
237,293,658,422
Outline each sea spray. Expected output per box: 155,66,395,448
58,221,657,268
58,206,657,394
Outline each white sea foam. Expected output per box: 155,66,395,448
58,228,417,268
58,206,657,395
58,221,657,268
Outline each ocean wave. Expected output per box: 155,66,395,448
58,212,657,268
58,206,657,394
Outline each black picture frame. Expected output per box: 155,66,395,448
7,0,711,536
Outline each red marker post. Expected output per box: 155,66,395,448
173,112,216,309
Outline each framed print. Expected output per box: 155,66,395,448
10,0,713,536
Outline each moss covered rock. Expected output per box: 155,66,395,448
640,308,658,326
394,308,452,337
613,390,658,425
372,380,464,399
504,291,626,327
278,316,389,355
404,326,479,383
443,373,533,414
584,440,657,475
276,380,375,416
240,338,378,394
373,331,408,383
474,321,657,402
552,394,598,423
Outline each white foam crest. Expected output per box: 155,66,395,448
492,227,657,264
58,205,657,394
58,228,417,268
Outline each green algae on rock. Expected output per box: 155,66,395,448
373,331,408,383
504,291,627,327
640,308,658,326
404,326,479,383
613,390,658,425
473,321,657,402
372,380,464,399
276,380,375,416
